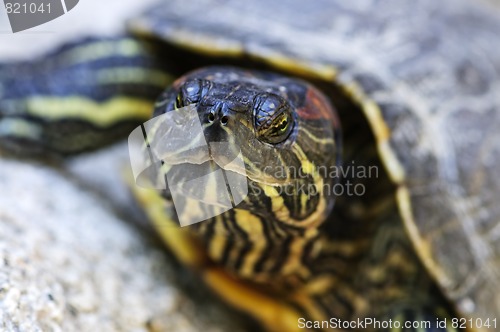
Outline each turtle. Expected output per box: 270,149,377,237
1,0,500,331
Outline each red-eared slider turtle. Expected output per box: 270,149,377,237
1,0,499,331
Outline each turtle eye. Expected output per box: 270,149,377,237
254,93,294,144
175,79,211,108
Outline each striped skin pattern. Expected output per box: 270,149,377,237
0,36,173,155
152,67,339,280
153,67,457,331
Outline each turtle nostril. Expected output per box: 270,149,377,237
208,112,215,123
221,115,229,125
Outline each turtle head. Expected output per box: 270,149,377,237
151,67,341,230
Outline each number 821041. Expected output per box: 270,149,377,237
451,318,496,330
5,2,51,14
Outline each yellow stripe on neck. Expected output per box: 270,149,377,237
26,96,154,127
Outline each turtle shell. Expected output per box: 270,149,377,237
129,0,500,326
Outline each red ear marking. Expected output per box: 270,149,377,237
172,76,188,89
297,88,339,128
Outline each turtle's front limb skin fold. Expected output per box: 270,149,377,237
0,37,173,157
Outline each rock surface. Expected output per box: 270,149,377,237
0,157,168,330
0,154,244,332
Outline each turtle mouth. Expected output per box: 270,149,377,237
153,132,292,186
165,157,292,208
161,152,251,208
166,153,293,188
165,154,249,181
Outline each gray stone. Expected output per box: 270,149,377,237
0,155,240,332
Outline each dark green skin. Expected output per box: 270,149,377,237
151,66,341,277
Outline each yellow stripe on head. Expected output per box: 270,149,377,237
292,144,316,175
